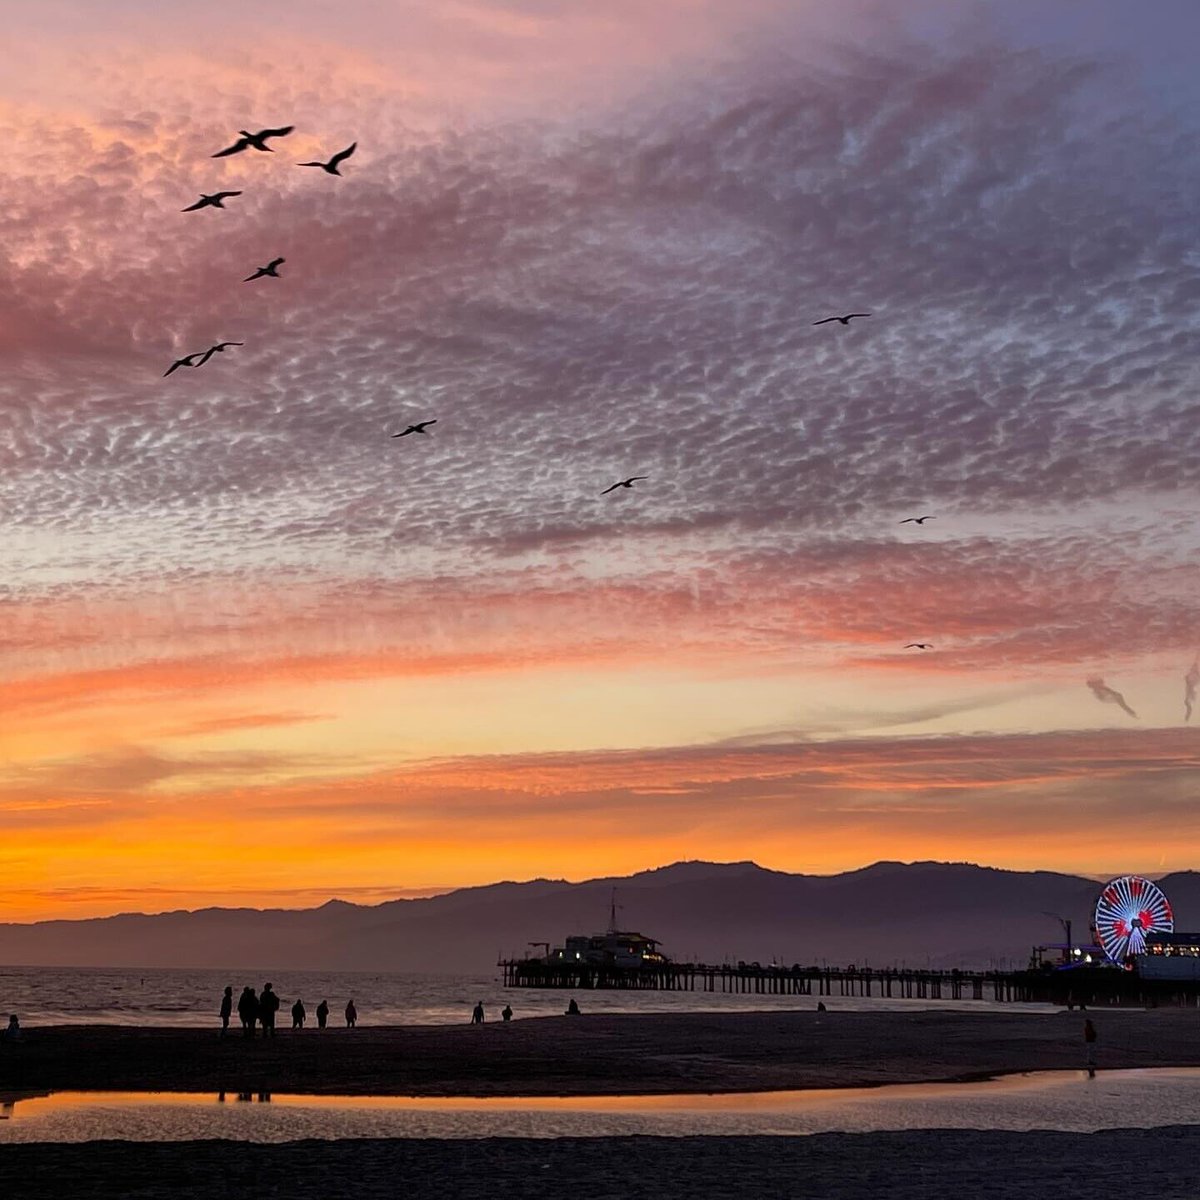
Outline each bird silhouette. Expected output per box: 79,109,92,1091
298,143,357,176
182,191,242,212
600,476,648,495
813,313,871,326
244,257,285,282
212,126,295,157
163,352,204,377
904,643,933,650
392,420,437,437
899,515,935,525
195,341,244,366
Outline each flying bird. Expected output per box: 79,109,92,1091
195,341,244,366
298,142,357,176
601,476,648,495
244,257,285,282
904,643,933,650
812,313,871,326
181,191,242,212
163,352,203,377
392,420,437,437
211,126,295,157
899,515,936,525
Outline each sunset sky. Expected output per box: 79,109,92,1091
3,0,1200,921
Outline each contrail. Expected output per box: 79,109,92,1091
1185,658,1200,723
1086,676,1138,720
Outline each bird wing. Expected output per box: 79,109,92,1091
215,191,243,200
297,160,324,168
180,198,207,211
329,142,357,167
268,257,285,269
600,483,620,495
629,476,648,482
163,360,186,376
811,317,836,325
899,518,915,524
847,313,872,319
212,137,250,157
420,420,437,429
260,125,294,140
243,270,263,281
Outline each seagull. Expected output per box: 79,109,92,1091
904,643,933,650
163,352,204,377
244,257,285,282
899,515,935,525
392,420,437,437
195,341,244,366
181,191,242,212
600,476,648,495
212,126,295,157
812,313,871,326
298,142,357,176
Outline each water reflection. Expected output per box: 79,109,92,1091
2,1071,1199,1144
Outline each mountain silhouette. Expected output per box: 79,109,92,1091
2,861,1197,971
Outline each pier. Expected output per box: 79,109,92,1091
499,959,1200,1006
499,960,1037,1002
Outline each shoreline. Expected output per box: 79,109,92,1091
5,1009,1200,1098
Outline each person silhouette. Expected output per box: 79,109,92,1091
3,1014,20,1042
259,983,280,1038
501,1004,513,1022
219,986,233,1037
565,998,580,1016
1084,1018,1098,1077
471,1001,484,1024
238,986,258,1037
292,998,306,1029
316,1000,329,1029
345,998,358,1028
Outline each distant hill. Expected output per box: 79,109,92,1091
2,861,1198,972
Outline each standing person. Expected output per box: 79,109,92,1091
345,998,358,1028
238,986,258,1037
259,983,280,1038
3,1015,21,1042
471,1001,484,1025
501,1004,513,1023
1084,1019,1098,1076
291,998,306,1029
316,1000,329,1029
219,987,233,1037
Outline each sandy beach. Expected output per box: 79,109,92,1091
1,1129,1198,1199
4,1008,1200,1097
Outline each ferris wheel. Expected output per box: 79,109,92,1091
1094,875,1173,962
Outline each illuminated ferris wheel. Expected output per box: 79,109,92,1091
1093,874,1173,962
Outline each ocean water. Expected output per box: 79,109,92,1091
0,965,1050,1028
3,1070,1199,1142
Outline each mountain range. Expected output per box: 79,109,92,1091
3,861,1197,972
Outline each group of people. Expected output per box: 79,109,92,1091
219,985,358,1036
469,999,580,1023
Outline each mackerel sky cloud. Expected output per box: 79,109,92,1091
2,0,1200,918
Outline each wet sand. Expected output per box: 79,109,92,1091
3,1128,1200,1199
4,1008,1200,1096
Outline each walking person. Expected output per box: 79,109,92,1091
345,998,358,1028
471,1001,484,1025
316,1000,329,1029
219,986,233,1037
291,998,306,1029
259,983,280,1038
1084,1018,1098,1077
